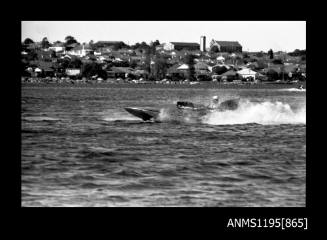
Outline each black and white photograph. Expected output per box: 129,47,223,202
21,21,306,208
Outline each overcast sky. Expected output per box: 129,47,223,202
22,21,306,52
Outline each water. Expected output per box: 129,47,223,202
21,85,306,207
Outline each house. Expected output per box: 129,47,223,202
283,64,300,74
237,68,257,80
177,64,189,70
155,44,166,51
216,56,225,64
66,68,81,76
167,64,186,80
36,50,53,61
194,62,210,75
210,40,242,53
67,44,92,57
64,43,79,51
164,42,200,51
29,61,56,77
49,46,64,53
26,42,42,51
49,42,65,53
108,67,135,79
221,70,238,81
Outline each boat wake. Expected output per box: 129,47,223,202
202,100,306,125
102,109,142,122
279,88,306,92
106,98,306,126
22,116,61,122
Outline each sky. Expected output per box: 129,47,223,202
21,21,306,52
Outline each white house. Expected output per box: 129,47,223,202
177,64,189,70
237,68,257,80
66,68,81,76
67,44,92,57
49,46,64,52
216,56,225,63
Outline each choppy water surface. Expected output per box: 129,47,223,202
22,85,306,207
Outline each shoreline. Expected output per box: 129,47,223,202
21,81,306,89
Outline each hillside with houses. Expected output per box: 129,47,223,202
21,36,306,84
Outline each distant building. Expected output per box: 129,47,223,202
237,68,257,80
155,44,166,51
67,44,92,57
66,68,81,76
210,40,242,53
49,42,65,52
49,46,64,53
37,50,53,61
200,36,206,52
164,42,200,51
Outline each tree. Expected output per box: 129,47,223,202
41,37,51,49
152,54,169,80
130,60,138,69
142,47,152,76
272,59,283,65
68,57,82,68
112,42,125,51
266,69,279,81
81,62,107,79
255,51,264,58
268,49,274,59
150,40,160,51
210,46,219,53
131,42,141,50
153,40,160,47
132,41,150,51
23,38,34,45
183,54,196,81
288,49,306,57
50,50,57,59
64,36,78,46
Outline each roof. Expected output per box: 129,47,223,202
213,40,242,47
264,67,281,74
69,44,92,51
221,70,238,76
31,60,56,71
283,64,299,73
237,68,257,75
66,43,79,48
177,64,189,70
167,64,182,73
135,69,149,75
170,42,200,47
52,42,65,47
110,67,135,73
26,43,41,49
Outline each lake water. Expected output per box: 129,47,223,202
21,84,306,207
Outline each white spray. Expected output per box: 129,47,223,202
202,99,306,125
